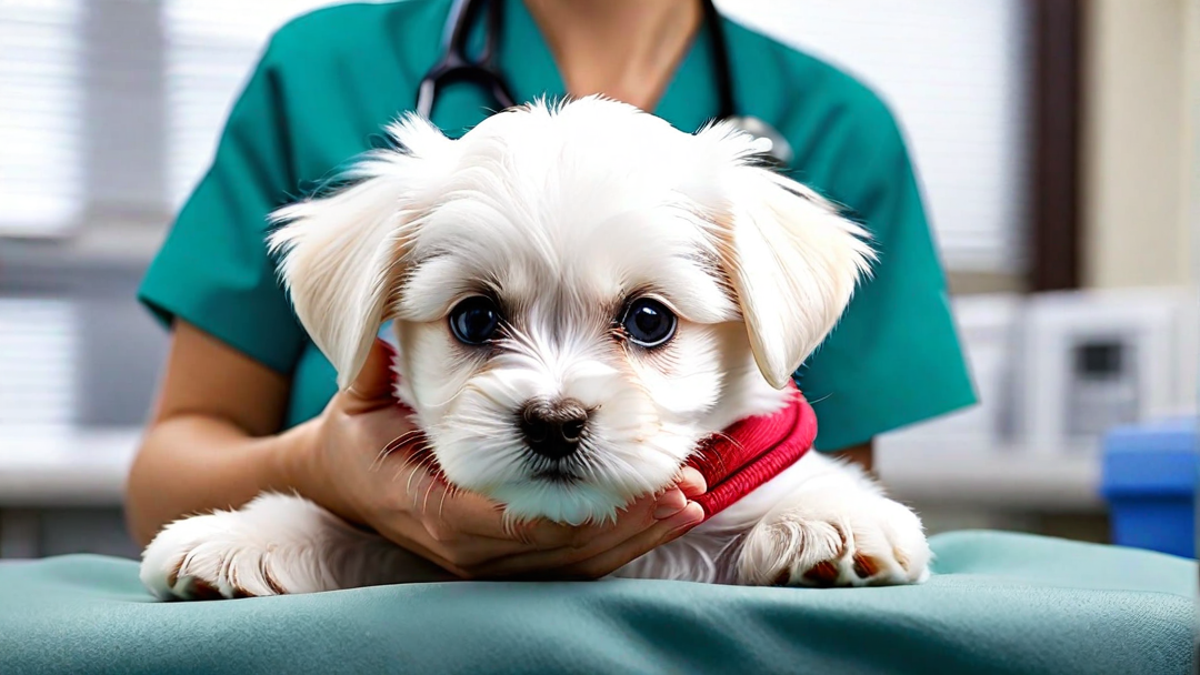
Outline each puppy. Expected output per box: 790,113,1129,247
141,97,931,599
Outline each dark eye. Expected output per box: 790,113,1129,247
449,296,501,345
621,298,677,348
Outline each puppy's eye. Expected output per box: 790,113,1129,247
621,298,677,348
449,296,501,345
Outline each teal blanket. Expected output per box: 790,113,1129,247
0,531,1194,674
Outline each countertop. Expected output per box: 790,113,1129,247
0,426,141,507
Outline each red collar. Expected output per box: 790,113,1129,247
687,384,817,520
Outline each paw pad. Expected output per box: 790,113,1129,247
802,560,840,587
852,553,881,579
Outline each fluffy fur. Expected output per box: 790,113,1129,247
141,97,931,598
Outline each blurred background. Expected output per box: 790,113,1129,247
0,0,1196,561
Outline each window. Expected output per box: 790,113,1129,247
0,299,78,428
0,0,336,237
164,0,333,208
0,0,83,236
718,0,1031,274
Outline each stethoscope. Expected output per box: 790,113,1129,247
415,0,794,167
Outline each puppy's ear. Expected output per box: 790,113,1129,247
268,115,453,390
709,149,875,389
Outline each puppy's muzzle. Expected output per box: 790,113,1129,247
518,398,589,460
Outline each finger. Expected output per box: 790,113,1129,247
394,477,699,574
390,479,628,571
344,338,397,408
424,484,539,540
377,520,544,580
396,487,619,571
375,445,525,545
503,502,706,581
553,501,705,580
653,488,686,520
426,486,600,548
368,476,530,571
417,490,539,555
676,467,707,498
510,485,696,550
386,493,698,580
377,528,471,579
432,476,694,550
355,451,519,576
396,472,571,551
392,518,533,571
466,490,690,577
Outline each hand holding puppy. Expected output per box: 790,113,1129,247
291,338,706,581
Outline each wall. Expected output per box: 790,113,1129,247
1189,0,1200,287
1082,0,1197,289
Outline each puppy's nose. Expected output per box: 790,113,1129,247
518,398,589,460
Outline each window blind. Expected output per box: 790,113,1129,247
717,0,1030,273
0,299,78,428
163,0,335,208
0,0,83,237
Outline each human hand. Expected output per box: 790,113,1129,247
291,338,706,580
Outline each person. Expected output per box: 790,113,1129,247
125,0,975,580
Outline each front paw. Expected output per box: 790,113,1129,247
140,511,290,601
736,492,931,587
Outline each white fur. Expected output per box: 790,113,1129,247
141,98,929,599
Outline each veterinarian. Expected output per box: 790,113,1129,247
126,0,975,580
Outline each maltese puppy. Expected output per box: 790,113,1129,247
141,97,931,599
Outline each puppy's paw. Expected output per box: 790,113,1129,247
140,511,293,600
736,491,931,587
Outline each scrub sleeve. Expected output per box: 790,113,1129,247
138,38,305,376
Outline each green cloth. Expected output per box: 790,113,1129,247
137,0,976,448
0,531,1193,674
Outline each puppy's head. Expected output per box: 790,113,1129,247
270,97,872,524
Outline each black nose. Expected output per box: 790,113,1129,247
518,399,589,460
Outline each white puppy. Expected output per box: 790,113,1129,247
141,97,931,599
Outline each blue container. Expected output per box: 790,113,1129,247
1100,418,1198,559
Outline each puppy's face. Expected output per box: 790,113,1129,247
270,98,872,524
389,139,742,525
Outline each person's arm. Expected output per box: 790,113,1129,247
125,322,302,546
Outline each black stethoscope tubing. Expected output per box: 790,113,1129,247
415,0,793,166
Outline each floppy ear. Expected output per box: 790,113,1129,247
268,115,453,390
711,157,875,389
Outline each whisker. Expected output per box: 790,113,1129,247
437,485,450,523
419,478,436,515
417,385,471,411
396,444,439,502
805,392,833,406
403,463,423,494
394,462,421,490
371,431,427,472
703,431,741,477
501,510,527,542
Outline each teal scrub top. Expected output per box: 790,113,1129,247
138,0,977,450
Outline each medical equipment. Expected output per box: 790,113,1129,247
1019,287,1199,455
415,0,795,167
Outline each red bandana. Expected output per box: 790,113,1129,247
686,384,817,520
